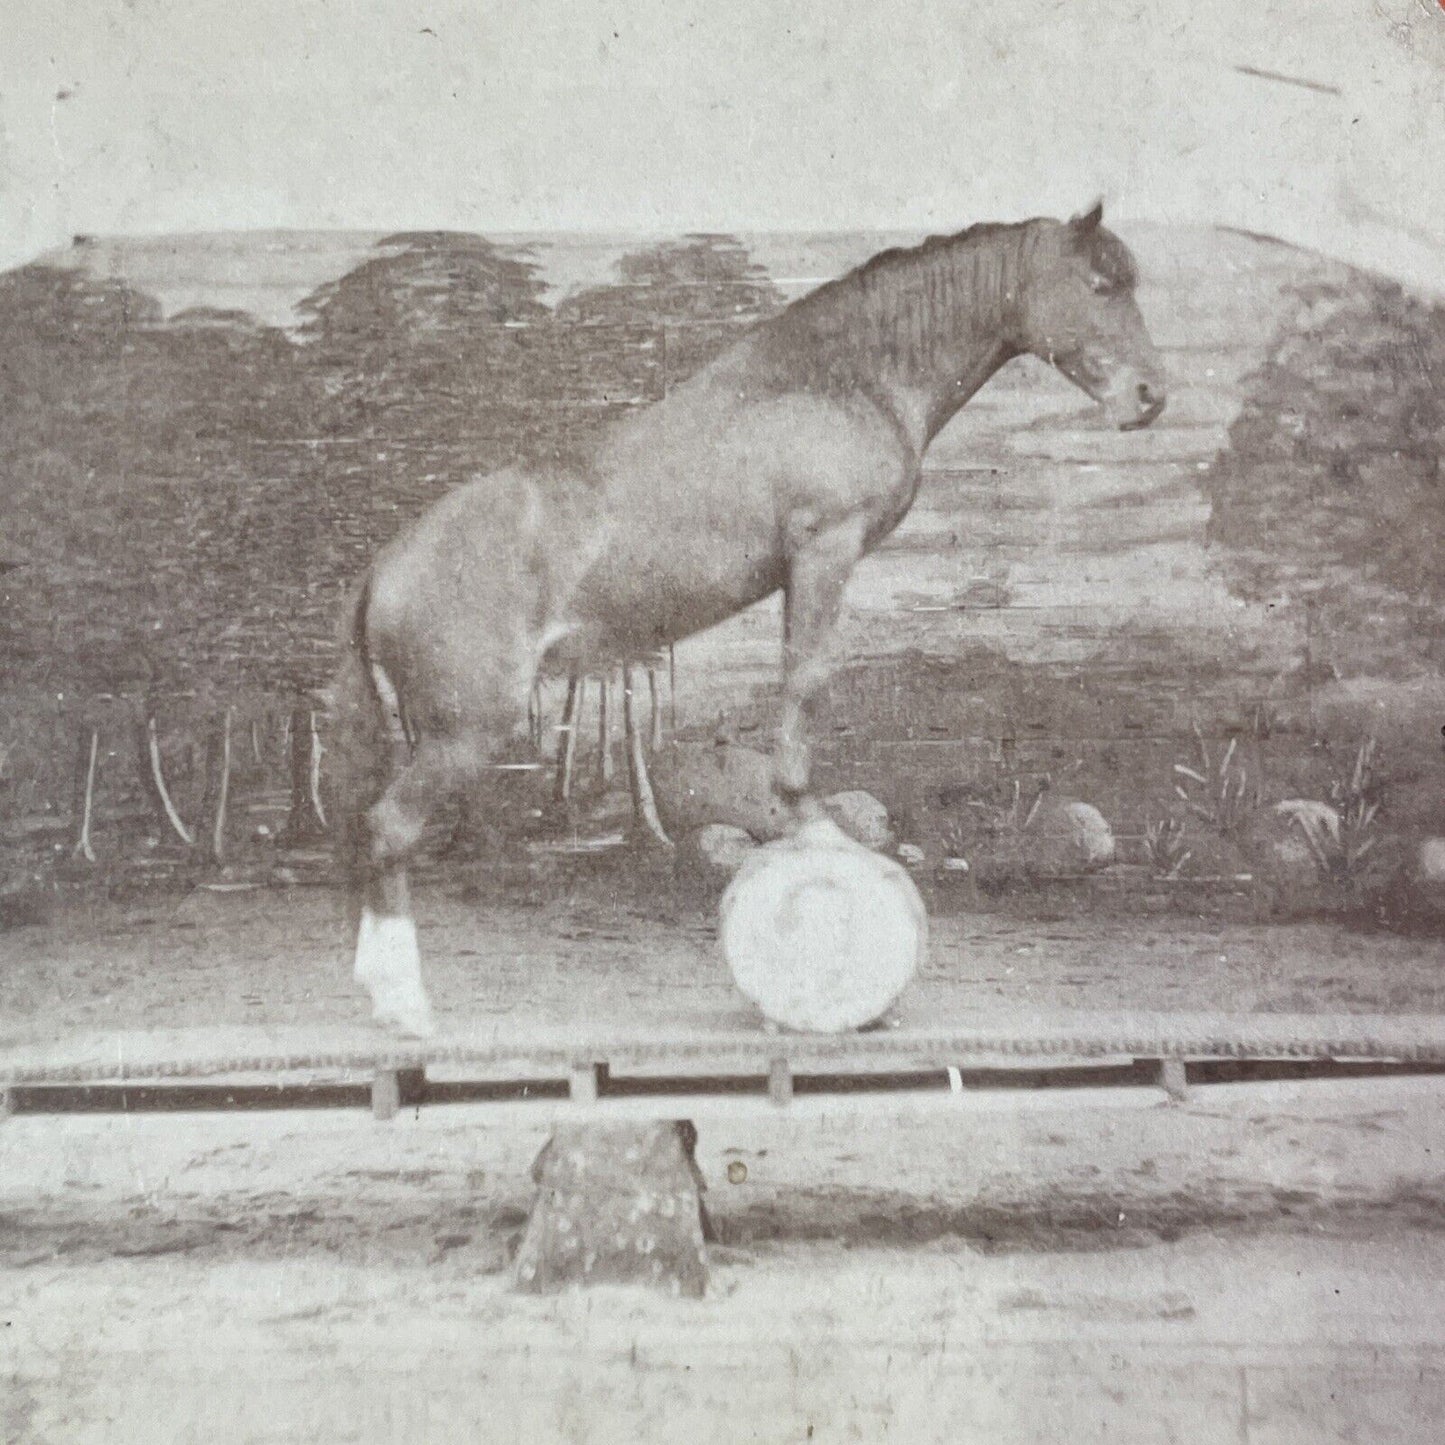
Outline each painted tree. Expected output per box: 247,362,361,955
1206,274,1445,675
0,263,314,852
0,263,312,702
557,234,782,386
295,232,554,435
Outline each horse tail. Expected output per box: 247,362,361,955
327,577,391,922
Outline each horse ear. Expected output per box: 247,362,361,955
1069,200,1105,235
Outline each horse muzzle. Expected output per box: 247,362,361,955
1053,352,1167,431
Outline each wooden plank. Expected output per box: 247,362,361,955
1155,1058,1191,1102
8,1084,1172,1126
24,1073,1439,1128
7,1011,1445,1087
508,1083,1172,1123
371,1069,401,1121
569,1062,602,1104
370,1066,425,1119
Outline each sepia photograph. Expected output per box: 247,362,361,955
3,1,1445,1439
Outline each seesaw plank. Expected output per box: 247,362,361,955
6,1011,1445,1087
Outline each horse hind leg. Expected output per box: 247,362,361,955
353,869,430,1038
326,636,428,1036
350,730,477,1037
328,604,395,934
359,706,539,1036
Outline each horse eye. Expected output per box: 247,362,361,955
1089,273,1113,295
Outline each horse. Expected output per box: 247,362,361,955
329,201,1167,1036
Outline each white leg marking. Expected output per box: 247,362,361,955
354,908,435,1038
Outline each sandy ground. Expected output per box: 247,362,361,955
4,877,1445,1046
3,882,1445,1441
3,1076,1445,1443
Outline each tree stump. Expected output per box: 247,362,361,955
70,725,101,862
137,716,195,848
284,707,327,841
202,707,234,863
552,674,584,805
514,1120,709,1297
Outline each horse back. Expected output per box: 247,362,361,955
362,332,924,682
558,343,922,647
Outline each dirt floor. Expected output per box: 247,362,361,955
4,870,1445,1046
3,878,1445,1441
3,1074,1444,1442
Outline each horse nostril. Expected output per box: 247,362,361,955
1120,380,1166,430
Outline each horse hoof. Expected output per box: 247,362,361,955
777,793,824,830
353,909,434,1037
372,997,437,1039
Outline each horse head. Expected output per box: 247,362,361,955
1018,201,1166,431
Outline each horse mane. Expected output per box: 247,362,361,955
844,221,1021,285
748,217,1138,399
750,220,1037,394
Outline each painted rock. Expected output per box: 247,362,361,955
821,789,895,852
679,822,759,882
650,742,789,842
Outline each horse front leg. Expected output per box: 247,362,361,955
774,518,867,814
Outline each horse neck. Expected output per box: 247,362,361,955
856,229,1027,454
